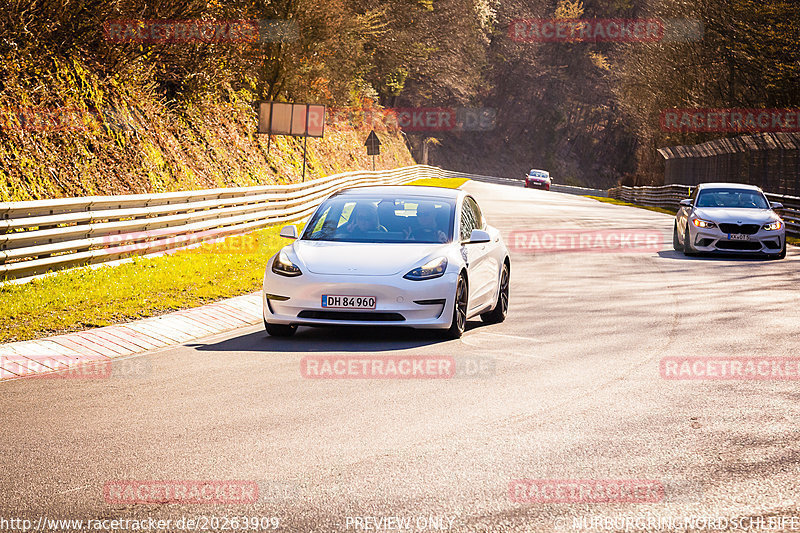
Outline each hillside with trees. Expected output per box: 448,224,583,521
0,0,797,199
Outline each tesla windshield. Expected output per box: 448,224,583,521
695,189,770,209
302,196,455,243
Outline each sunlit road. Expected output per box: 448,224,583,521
3,180,800,532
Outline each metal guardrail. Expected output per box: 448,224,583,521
440,170,608,196
608,184,800,238
0,165,443,281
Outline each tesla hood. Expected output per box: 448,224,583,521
293,241,445,276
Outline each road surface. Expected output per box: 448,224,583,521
2,180,800,532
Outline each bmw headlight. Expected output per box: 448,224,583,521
271,250,302,277
403,257,448,281
692,218,717,229
763,220,783,231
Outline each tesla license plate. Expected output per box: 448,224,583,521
728,233,749,241
321,295,376,309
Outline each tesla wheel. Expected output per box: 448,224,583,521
445,274,468,339
683,225,696,256
672,222,683,252
264,318,297,337
481,262,509,324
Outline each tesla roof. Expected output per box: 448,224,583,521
333,185,463,198
695,182,762,191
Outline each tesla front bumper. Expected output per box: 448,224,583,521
689,226,784,254
263,270,459,329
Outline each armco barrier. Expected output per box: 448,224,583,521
0,165,443,281
608,184,800,237
439,170,608,196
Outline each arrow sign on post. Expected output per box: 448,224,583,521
365,130,381,170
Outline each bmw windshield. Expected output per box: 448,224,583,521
695,188,770,209
302,195,455,244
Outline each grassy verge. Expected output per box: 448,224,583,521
1,176,469,343
1,226,286,343
587,195,676,216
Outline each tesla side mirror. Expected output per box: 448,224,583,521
679,199,693,207
770,202,784,210
279,225,298,239
469,229,491,244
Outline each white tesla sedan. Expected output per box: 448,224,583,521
674,182,786,258
262,186,510,338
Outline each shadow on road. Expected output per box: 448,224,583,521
188,320,485,353
657,250,777,262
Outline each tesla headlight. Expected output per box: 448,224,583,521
271,250,302,277
692,218,717,229
403,257,448,281
763,220,783,231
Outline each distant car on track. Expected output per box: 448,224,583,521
673,182,786,258
262,185,510,338
524,169,551,190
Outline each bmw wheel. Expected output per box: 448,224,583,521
683,225,696,256
672,222,683,252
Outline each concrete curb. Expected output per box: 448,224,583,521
0,293,262,382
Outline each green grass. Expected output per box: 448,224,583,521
405,177,468,188
587,195,676,216
0,226,286,343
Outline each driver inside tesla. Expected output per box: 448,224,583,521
411,202,448,243
345,203,387,236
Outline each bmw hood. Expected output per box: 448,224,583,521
693,208,778,224
292,241,448,276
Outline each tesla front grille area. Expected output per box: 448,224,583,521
297,310,406,321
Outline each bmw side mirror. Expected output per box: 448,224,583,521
770,202,784,210
469,229,491,244
280,225,298,239
679,199,693,207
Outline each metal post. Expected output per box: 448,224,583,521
302,133,308,182
302,104,310,182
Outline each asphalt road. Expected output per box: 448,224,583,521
3,181,800,533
